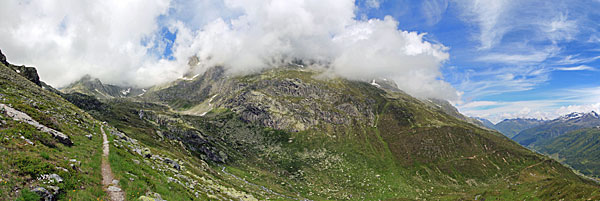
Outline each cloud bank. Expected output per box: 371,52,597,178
0,0,458,101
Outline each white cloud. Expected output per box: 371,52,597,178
455,65,550,98
455,1,580,50
0,0,459,101
422,0,449,25
556,55,600,65
169,0,457,100
543,13,578,42
0,0,172,87
365,0,381,9
554,65,595,71
455,0,511,49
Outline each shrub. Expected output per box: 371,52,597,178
40,152,50,160
16,189,41,201
11,155,54,178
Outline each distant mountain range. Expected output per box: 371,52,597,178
513,112,600,146
476,112,600,180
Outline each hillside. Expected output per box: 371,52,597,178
494,118,546,138
473,117,496,130
3,49,600,200
70,65,600,200
534,128,600,180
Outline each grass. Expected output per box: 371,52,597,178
3,61,600,200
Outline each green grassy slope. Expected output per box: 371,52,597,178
0,62,107,200
73,67,600,200
535,128,600,180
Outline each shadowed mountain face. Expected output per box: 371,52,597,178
473,117,496,130
494,118,547,138
3,49,600,200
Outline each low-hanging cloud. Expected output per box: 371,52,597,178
0,0,459,101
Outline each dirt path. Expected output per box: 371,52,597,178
101,125,125,201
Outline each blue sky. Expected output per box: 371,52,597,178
1,0,599,123
353,0,600,122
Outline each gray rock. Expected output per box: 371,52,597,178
107,186,121,192
48,174,63,183
0,104,72,146
85,134,93,140
0,49,7,66
142,148,152,158
32,186,59,201
38,173,63,183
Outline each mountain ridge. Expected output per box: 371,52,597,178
3,48,600,200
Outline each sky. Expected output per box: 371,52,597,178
0,0,599,123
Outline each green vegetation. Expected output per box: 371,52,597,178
535,128,600,179
0,62,106,200
16,189,41,201
2,60,600,200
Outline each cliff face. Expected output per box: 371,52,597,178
0,49,41,87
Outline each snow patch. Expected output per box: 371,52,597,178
208,94,217,106
370,80,380,88
120,88,131,96
182,74,200,81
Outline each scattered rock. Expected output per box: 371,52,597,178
85,134,93,140
38,173,63,183
55,166,69,172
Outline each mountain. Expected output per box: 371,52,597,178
513,112,600,147
60,75,146,99
494,118,547,138
473,117,496,130
425,98,490,129
3,48,600,200
534,128,600,180
84,66,600,200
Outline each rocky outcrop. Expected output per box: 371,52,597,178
0,49,41,86
0,103,72,146
0,49,8,66
141,111,226,163
218,73,377,132
32,186,60,201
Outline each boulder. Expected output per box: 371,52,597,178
31,186,59,201
142,148,152,158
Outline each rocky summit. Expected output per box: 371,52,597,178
3,51,599,200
